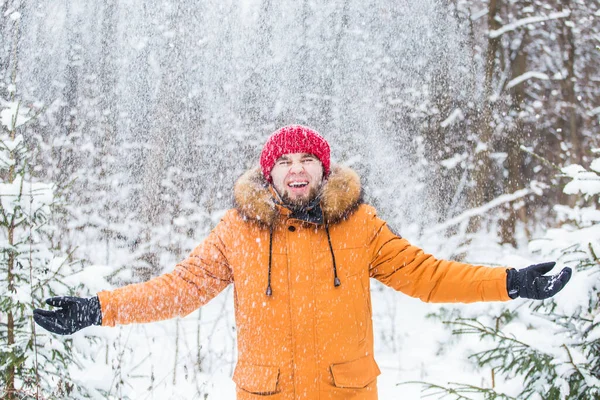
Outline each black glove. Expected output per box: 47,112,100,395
506,262,572,300
33,296,102,335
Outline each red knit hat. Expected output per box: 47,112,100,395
260,125,331,181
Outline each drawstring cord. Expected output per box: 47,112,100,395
325,224,341,287
266,228,273,296
265,224,341,296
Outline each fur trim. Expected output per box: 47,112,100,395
233,167,278,227
233,164,362,227
320,165,362,225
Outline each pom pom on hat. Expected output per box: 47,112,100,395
260,125,330,181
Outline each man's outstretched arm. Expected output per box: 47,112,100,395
34,215,234,334
367,212,570,303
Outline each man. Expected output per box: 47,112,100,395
34,125,572,399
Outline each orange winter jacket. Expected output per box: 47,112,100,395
97,165,511,400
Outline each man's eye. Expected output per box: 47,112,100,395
302,158,315,163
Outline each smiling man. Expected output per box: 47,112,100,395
34,125,572,399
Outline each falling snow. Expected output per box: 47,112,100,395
1,0,599,399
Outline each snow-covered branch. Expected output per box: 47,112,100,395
489,10,571,39
440,108,465,128
425,188,532,235
505,71,550,90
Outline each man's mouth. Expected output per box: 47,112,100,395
288,181,309,188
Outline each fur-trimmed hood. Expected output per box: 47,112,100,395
233,164,362,227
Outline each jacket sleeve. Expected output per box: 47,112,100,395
367,212,511,303
97,215,234,326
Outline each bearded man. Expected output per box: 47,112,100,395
34,125,572,400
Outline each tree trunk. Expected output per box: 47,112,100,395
99,0,118,156
6,227,16,398
136,2,187,280
500,35,528,246
320,0,349,132
465,0,502,240
5,107,17,400
4,5,20,395
560,0,580,165
0,1,10,97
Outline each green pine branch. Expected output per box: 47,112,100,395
399,380,517,400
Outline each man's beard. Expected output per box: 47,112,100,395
280,185,321,211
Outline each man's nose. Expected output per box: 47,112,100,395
289,161,305,173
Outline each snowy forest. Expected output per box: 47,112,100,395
1,0,599,398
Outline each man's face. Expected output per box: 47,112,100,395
270,152,324,207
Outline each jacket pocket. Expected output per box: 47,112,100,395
233,362,280,395
330,354,381,389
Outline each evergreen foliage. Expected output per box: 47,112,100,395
412,154,600,399
0,101,94,399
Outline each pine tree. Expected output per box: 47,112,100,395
0,101,94,399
